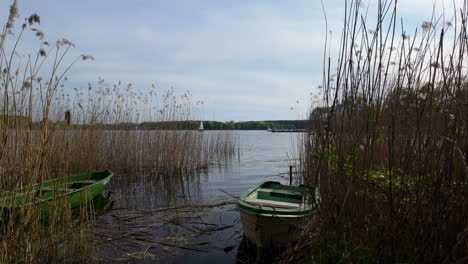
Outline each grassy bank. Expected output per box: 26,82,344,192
0,1,236,263
296,0,467,263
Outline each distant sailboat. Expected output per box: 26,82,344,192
198,121,204,132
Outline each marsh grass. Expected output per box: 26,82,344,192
295,0,468,263
0,1,236,263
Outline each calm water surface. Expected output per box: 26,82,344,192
94,131,302,263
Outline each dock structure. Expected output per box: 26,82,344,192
268,128,306,133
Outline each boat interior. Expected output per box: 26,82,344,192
244,181,306,209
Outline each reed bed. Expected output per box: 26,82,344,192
0,1,236,263
294,1,468,263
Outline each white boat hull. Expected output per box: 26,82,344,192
239,210,306,248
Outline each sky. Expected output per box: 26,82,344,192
0,0,464,121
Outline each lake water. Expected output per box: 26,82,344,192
94,131,303,263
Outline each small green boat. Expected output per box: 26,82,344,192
0,170,113,215
237,181,315,248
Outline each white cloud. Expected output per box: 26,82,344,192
2,0,465,121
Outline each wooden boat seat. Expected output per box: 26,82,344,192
71,180,96,185
41,185,68,192
243,198,301,209
74,180,96,183
40,180,96,191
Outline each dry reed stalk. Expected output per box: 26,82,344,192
293,0,468,263
0,1,236,263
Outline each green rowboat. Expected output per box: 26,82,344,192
0,170,113,215
237,181,315,248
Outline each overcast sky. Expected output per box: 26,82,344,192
0,0,463,121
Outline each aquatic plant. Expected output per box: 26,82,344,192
295,0,468,263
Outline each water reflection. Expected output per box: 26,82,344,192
93,131,302,263
109,169,204,210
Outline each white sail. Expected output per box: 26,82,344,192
198,121,204,131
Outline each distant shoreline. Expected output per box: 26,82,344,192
107,120,309,130
2,117,309,131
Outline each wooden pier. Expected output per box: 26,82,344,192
267,128,306,133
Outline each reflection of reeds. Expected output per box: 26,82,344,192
93,198,239,262
297,1,467,263
0,2,236,262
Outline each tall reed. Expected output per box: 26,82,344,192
297,0,467,263
0,1,236,262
